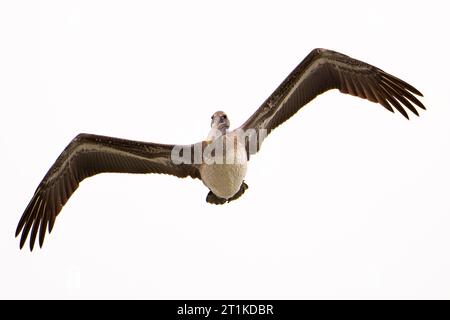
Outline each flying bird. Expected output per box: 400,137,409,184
16,48,426,250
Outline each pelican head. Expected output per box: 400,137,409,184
210,111,230,133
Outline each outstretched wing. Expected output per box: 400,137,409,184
16,133,200,250
240,48,426,156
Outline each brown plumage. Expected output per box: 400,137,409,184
240,49,425,156
15,134,200,250
16,48,425,251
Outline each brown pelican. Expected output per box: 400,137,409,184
16,48,426,250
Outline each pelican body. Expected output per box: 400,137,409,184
16,48,426,250
200,129,248,202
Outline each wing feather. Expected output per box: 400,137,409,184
240,48,425,156
16,133,200,250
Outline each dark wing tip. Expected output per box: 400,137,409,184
400,108,410,120
368,69,426,119
16,188,52,251
326,52,425,120
19,232,27,250
15,226,21,238
39,223,47,248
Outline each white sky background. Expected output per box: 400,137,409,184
0,0,449,299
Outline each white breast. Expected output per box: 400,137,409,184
200,133,248,199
